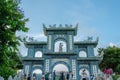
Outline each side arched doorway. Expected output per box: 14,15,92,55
52,62,69,80
32,66,43,80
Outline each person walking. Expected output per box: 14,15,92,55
49,72,51,80
24,74,27,80
59,71,65,80
69,71,73,80
33,73,36,80
27,73,31,80
45,72,50,80
41,73,45,80
53,70,56,80
90,74,95,80
66,72,69,80
81,69,87,80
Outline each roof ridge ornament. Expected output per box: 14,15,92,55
43,23,79,28
70,24,72,27
76,23,79,27
53,24,56,27
65,24,68,27
96,37,99,42
43,23,45,27
43,24,78,36
59,24,62,27
87,36,93,41
65,24,73,28
49,25,52,27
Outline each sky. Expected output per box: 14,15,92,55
18,0,120,56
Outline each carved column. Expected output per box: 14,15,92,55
48,35,52,50
72,59,76,80
45,59,50,72
69,35,73,50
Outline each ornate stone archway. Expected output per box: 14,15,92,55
22,25,100,80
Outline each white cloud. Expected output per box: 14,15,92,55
94,48,98,56
109,42,120,47
109,42,115,47
74,26,99,42
18,33,47,56
18,42,28,57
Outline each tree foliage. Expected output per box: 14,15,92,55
0,0,28,79
98,46,120,73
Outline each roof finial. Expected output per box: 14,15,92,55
59,24,62,27
53,24,56,27
65,24,68,27
96,37,99,42
87,36,93,41
70,24,72,27
76,23,79,27
49,25,52,27
43,23,46,28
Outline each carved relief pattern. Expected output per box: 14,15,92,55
56,35,64,38
92,65,97,75
45,59,49,72
48,35,51,50
25,65,29,75
72,59,76,79
79,64,89,68
69,35,72,50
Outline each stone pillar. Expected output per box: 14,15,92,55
92,64,97,76
69,35,73,50
24,65,30,78
45,59,50,72
72,59,77,80
48,35,52,50
28,46,34,57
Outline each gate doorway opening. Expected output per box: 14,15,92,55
53,64,69,80
79,68,90,80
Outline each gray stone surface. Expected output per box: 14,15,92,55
0,76,4,80
8,76,12,80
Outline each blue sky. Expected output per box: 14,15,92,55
19,0,120,55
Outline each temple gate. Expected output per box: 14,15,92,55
22,24,100,80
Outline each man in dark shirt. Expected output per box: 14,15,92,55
27,74,30,80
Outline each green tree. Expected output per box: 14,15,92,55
98,46,120,73
0,0,28,79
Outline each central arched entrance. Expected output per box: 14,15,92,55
53,64,69,72
52,62,69,80
79,68,90,80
